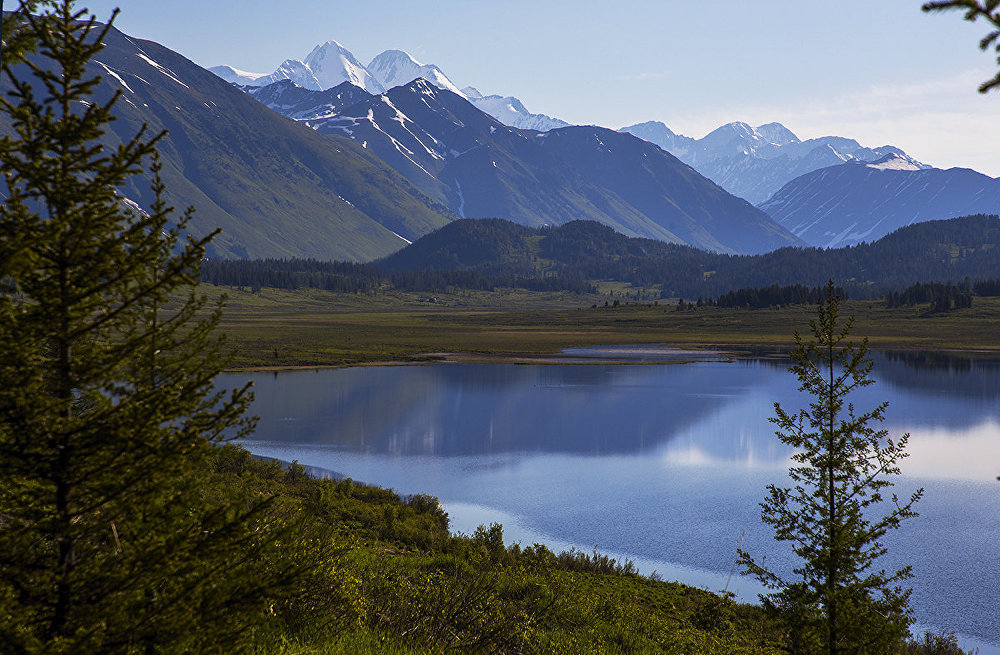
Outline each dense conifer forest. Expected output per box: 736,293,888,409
201,215,1000,306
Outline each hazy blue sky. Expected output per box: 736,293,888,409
83,0,1000,176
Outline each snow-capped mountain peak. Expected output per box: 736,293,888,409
214,41,572,132
367,49,464,96
620,119,930,204
755,122,800,146
268,59,323,90
211,40,384,93
304,40,384,93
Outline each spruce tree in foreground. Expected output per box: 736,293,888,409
738,282,923,654
923,0,1000,93
0,3,295,651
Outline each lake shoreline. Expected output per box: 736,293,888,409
226,342,1000,373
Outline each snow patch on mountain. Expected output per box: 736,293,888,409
865,153,923,171
136,52,188,88
96,61,134,93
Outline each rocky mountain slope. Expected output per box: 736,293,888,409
759,156,1000,248
8,28,455,260
246,78,802,254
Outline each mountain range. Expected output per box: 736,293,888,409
620,120,930,205
10,21,996,266
6,27,456,260
211,42,571,134
760,155,1000,248
215,37,1000,252
243,77,802,254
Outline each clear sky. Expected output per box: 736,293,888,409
82,0,1000,176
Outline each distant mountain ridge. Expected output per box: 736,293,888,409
760,158,1000,248
367,49,464,95
462,86,569,131
620,120,929,204
241,77,803,254
7,26,456,260
211,40,571,132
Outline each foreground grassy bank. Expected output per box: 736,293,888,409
214,447,965,654
216,447,784,654
207,286,1000,369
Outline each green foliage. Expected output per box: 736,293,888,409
201,214,1000,302
923,0,1000,92
901,630,971,654
0,2,52,67
738,282,924,653
205,448,789,654
0,3,303,651
196,446,971,654
885,280,974,312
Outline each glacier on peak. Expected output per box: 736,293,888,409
213,41,572,132
210,40,384,94
305,40,385,93
367,49,464,97
619,119,930,205
466,93,569,132
208,65,268,85
863,152,924,171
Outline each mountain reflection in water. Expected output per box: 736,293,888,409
232,350,1000,479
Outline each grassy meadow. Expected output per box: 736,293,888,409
207,285,1000,369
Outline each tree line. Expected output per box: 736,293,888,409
223,215,1000,301
712,283,849,309
201,254,1000,313
884,280,974,312
200,256,595,295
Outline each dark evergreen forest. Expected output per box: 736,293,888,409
201,214,1000,305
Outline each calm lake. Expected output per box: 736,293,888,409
224,347,1000,652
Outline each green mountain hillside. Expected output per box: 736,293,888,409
1,27,455,260
378,214,1000,298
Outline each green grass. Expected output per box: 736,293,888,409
207,285,1000,369
215,447,967,654
215,448,786,654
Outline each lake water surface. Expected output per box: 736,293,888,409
224,347,1000,652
